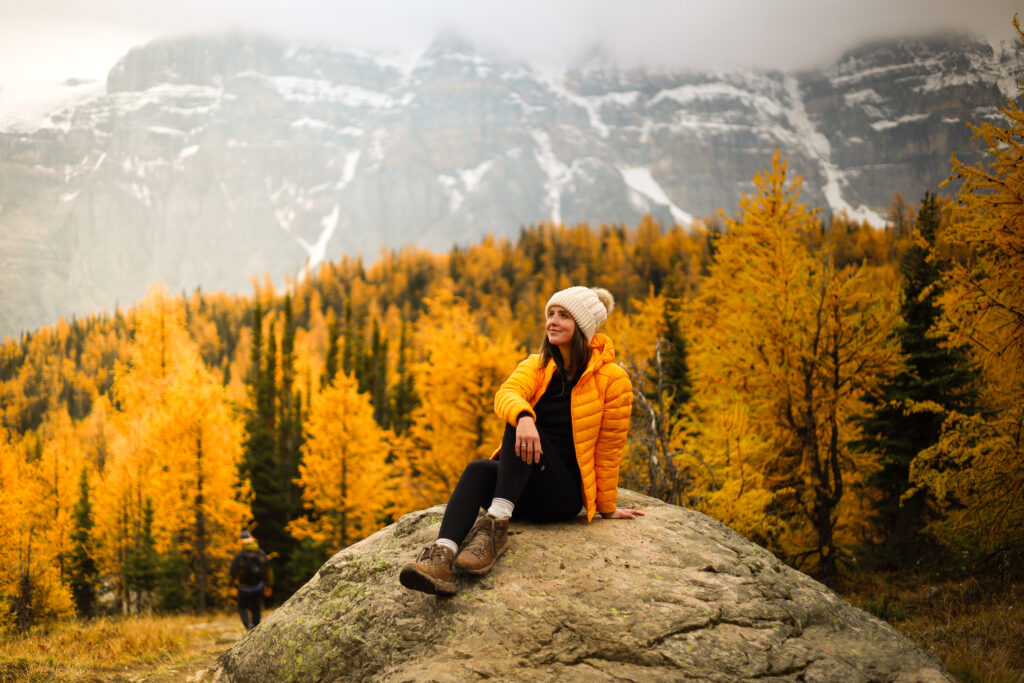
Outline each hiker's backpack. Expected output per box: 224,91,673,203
240,550,264,586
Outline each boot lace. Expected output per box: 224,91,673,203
418,544,451,566
465,517,497,559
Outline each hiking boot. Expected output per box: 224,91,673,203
399,544,456,596
455,514,509,575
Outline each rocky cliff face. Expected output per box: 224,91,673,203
202,490,949,682
1,32,1020,337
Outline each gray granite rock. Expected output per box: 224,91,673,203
203,489,950,682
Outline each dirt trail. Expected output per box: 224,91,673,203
101,614,246,682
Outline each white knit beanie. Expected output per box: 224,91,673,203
545,286,615,343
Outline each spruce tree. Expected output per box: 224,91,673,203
854,192,977,566
369,319,389,427
647,290,692,407
274,295,303,596
68,467,98,618
322,311,340,389
156,541,192,613
124,496,158,611
342,299,357,379
241,306,287,589
389,321,418,435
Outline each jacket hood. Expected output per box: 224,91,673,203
584,333,616,374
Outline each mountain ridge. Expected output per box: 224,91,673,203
0,31,1020,337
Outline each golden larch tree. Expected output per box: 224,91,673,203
400,291,523,511
95,288,249,611
0,427,75,629
686,153,899,579
289,373,392,553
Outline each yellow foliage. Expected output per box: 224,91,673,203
613,291,697,504
95,288,249,607
0,427,75,628
401,290,524,510
289,373,392,552
686,152,899,575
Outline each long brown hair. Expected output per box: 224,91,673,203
539,326,591,382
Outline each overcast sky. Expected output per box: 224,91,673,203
0,0,1020,94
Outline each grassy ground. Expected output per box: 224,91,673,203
841,573,1024,683
0,612,243,682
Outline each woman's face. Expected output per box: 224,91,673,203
546,305,577,349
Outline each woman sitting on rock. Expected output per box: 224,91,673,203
400,285,644,596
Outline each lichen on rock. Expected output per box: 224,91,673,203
203,489,950,682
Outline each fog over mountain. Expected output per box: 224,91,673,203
0,31,1021,337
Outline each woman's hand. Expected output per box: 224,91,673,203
601,508,645,520
515,415,542,464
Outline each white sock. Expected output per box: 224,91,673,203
434,538,458,554
487,497,514,520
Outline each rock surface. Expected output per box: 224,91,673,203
204,489,950,682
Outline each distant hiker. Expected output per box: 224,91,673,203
230,530,273,629
400,286,643,596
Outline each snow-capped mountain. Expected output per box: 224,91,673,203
0,32,1020,337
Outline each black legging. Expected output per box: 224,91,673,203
437,423,584,545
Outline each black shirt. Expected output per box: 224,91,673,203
532,369,581,476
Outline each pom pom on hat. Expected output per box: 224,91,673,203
545,286,615,343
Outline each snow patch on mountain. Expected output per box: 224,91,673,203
536,71,610,139
270,76,395,109
437,158,495,214
291,150,362,274
300,204,340,272
781,76,885,227
438,175,464,213
291,117,331,131
985,39,1022,101
340,151,361,188
831,57,941,88
459,159,494,192
652,81,784,121
532,130,571,224
871,112,930,131
0,80,104,132
620,167,693,226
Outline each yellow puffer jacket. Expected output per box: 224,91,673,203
492,333,633,521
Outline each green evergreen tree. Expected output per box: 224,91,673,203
342,299,358,379
156,540,192,612
68,467,98,618
322,311,340,390
241,305,288,592
124,496,158,611
647,289,692,407
274,295,303,596
388,321,418,435
369,319,389,427
284,537,330,590
854,192,977,567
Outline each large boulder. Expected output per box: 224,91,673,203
204,489,949,681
